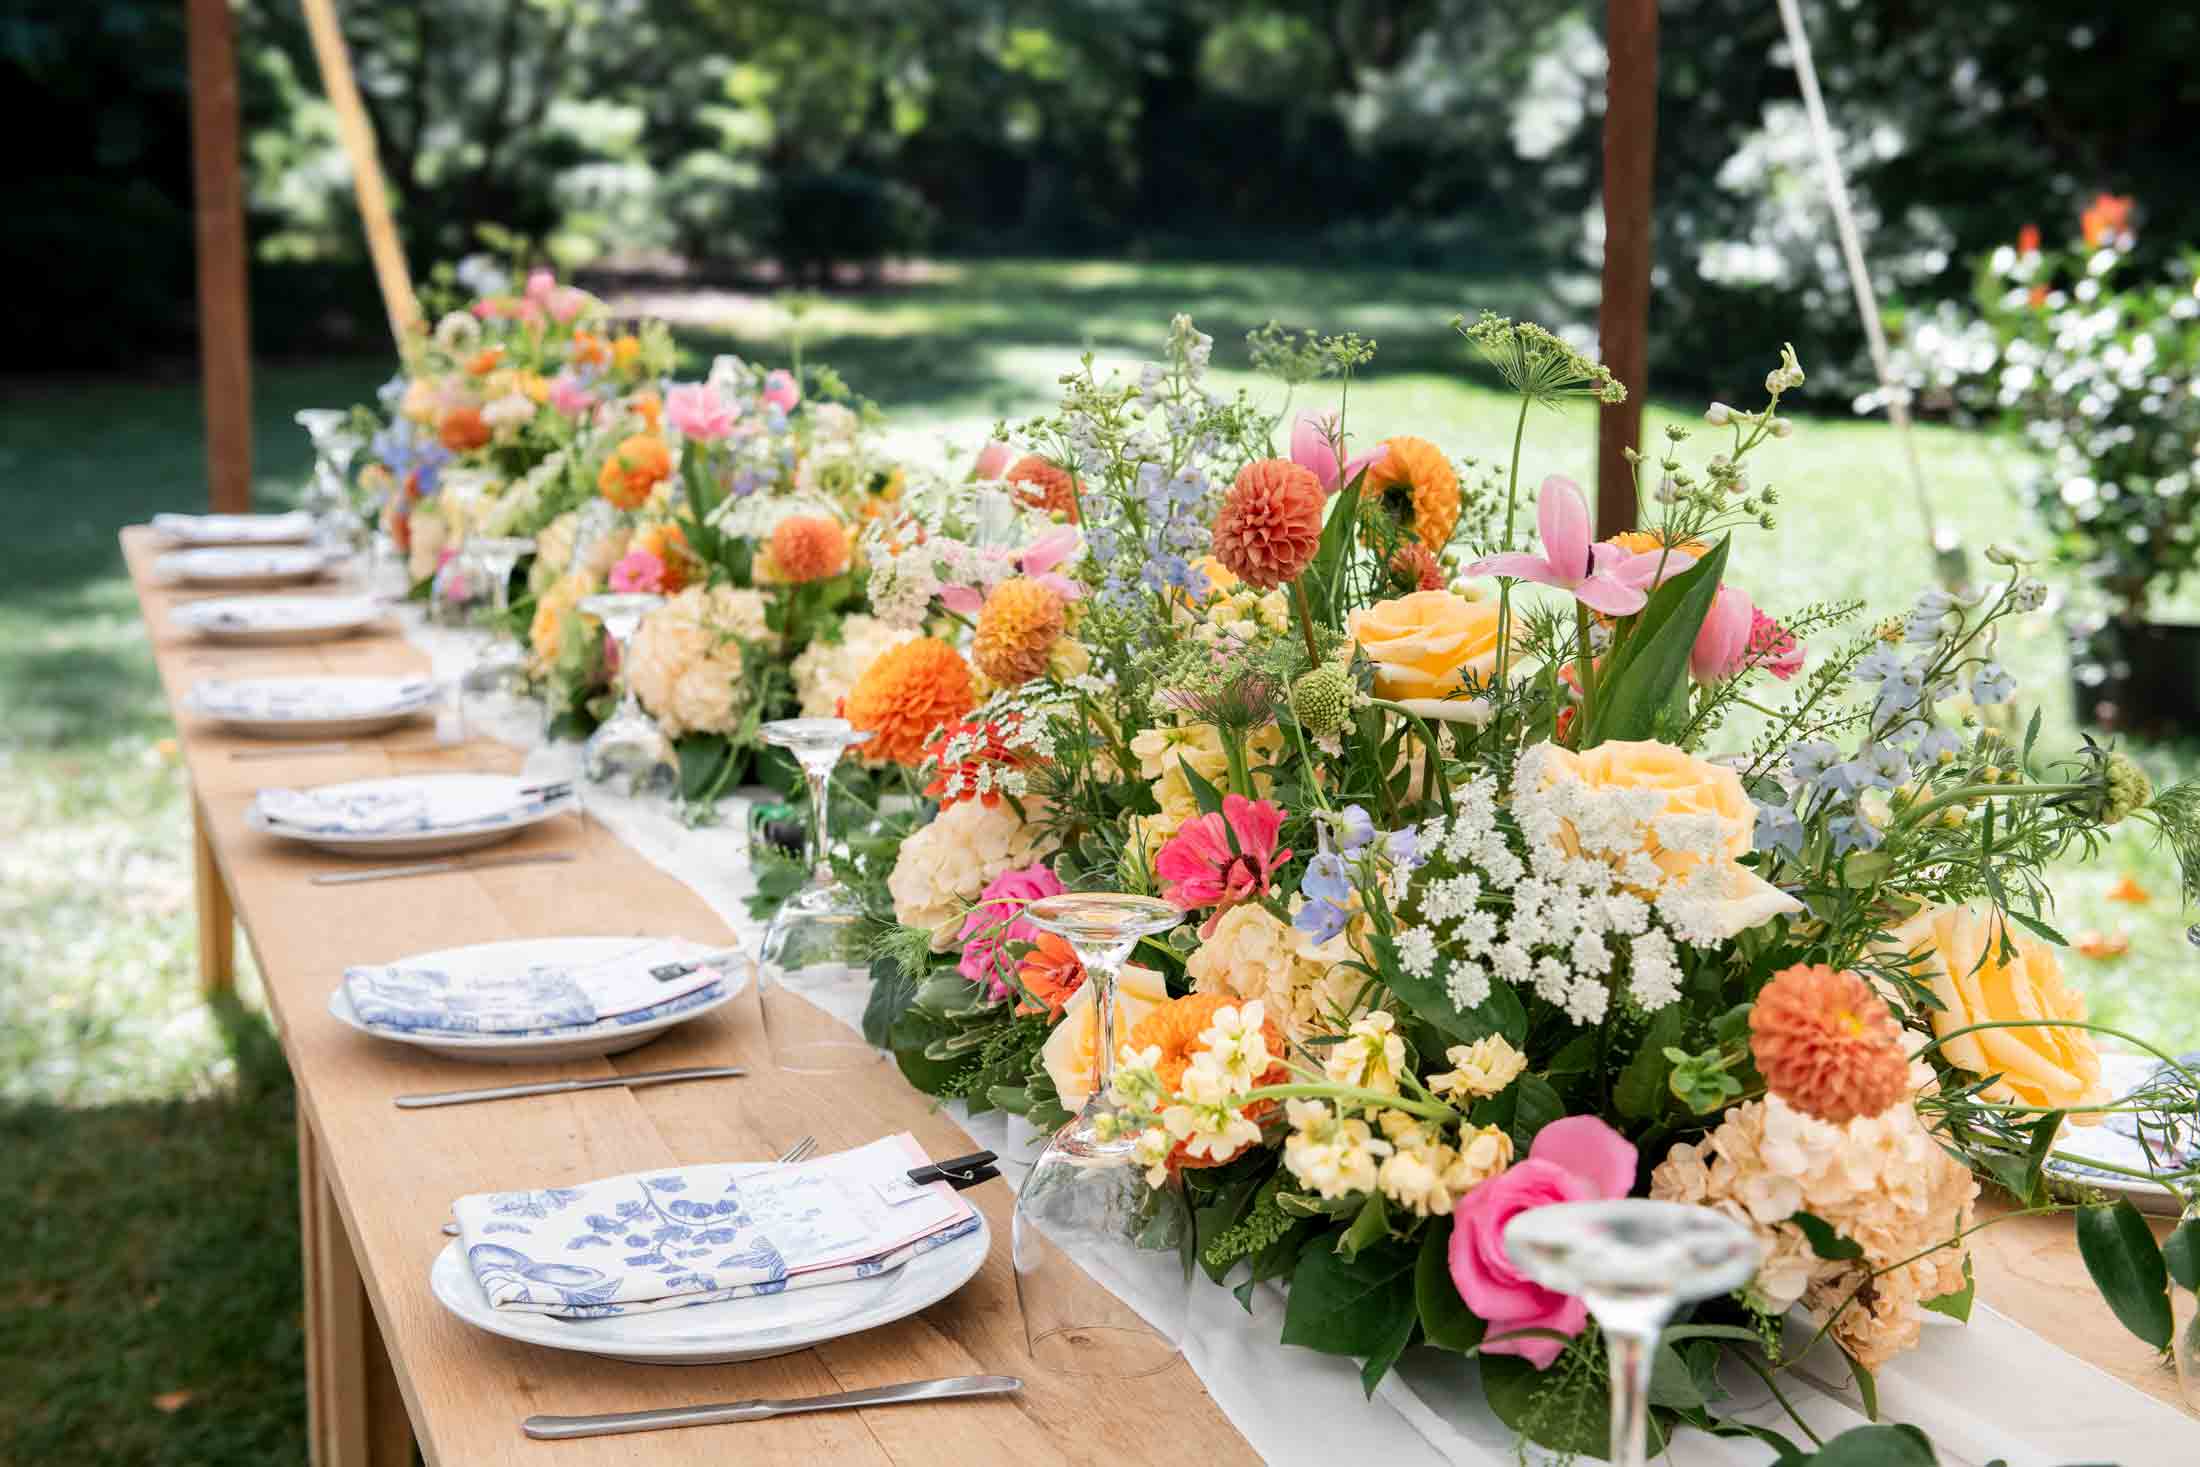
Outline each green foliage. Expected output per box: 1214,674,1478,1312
1279,1234,1419,1396
1771,1423,1940,1466
1788,1211,1866,1262
2074,1199,2173,1350
1583,535,1732,747
1413,1219,1485,1353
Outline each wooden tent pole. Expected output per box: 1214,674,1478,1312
186,0,253,513
299,0,422,350
1595,0,1658,536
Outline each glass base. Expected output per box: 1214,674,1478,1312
582,710,678,795
1023,1322,1179,1379
759,877,882,1073
1011,1146,1190,1379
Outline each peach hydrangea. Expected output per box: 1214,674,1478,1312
886,797,1057,943
623,585,775,738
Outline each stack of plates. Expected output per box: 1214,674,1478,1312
153,511,315,546
158,546,330,588
171,594,384,645
187,676,439,739
248,773,575,857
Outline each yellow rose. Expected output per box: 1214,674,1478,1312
1347,590,1507,701
1040,963,1168,1112
1885,904,2109,1119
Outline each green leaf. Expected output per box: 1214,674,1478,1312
1175,753,1228,818
1337,1191,1392,1261
1844,1345,1879,1421
1615,1007,1687,1119
1481,1352,1669,1457
1584,535,1731,746
2003,909,2070,948
2075,1199,2173,1349
1414,1220,1486,1353
1358,1313,1418,1397
1506,1073,1563,1151
1370,936,1527,1046
2165,1219,2200,1292
860,954,919,1049
1306,474,1365,621
1192,1174,1265,1286
1922,1253,1975,1322
1774,1423,1938,1466
1281,1236,1419,1388
1982,1108,2065,1206
1789,1210,1866,1262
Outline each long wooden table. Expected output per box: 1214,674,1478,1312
121,526,2194,1466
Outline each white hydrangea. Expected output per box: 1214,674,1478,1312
790,614,918,719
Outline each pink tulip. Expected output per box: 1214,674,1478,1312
1155,794,1292,935
547,373,597,418
972,440,1016,480
1290,412,1386,495
1690,585,1755,683
524,268,556,301
761,369,801,413
665,382,737,442
1447,1116,1639,1370
1465,476,1682,617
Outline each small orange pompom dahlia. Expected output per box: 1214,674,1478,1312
1212,458,1325,589
465,346,504,377
597,434,671,509
842,637,977,765
1128,993,1291,1173
1005,454,1081,520
438,404,491,453
973,577,1066,687
1364,435,1461,552
1749,963,1911,1124
767,515,850,584
1390,541,1445,593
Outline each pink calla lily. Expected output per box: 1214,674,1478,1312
1290,412,1387,495
1690,585,1755,682
972,440,1016,480
1465,476,1686,617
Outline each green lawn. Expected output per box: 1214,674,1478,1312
2,258,2192,1463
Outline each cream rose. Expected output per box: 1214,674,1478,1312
1884,903,2109,1119
1347,590,1508,702
887,798,1058,944
1039,962,1168,1112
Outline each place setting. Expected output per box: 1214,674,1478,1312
170,591,389,646
155,543,336,589
248,770,577,859
186,674,440,740
152,509,317,546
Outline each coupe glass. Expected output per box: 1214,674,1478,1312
458,535,533,698
1012,893,1193,1378
755,718,880,1072
578,592,676,796
1503,1199,1764,1467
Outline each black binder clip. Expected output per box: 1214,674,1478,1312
907,1150,1000,1191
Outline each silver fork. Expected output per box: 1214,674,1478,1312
441,1135,816,1235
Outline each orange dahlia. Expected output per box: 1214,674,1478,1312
842,637,977,765
1016,932,1085,1019
1005,454,1081,520
1390,541,1445,593
631,521,699,593
973,577,1066,687
597,434,671,509
1212,458,1325,589
465,346,504,377
570,330,611,368
2082,193,2134,249
1364,435,1460,552
1127,993,1291,1172
767,515,850,584
438,404,491,453
1749,963,1911,1124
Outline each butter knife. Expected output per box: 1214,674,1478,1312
395,1065,747,1110
310,851,574,886
522,1375,1024,1440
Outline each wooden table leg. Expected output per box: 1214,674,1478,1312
192,790,235,995
299,1105,415,1467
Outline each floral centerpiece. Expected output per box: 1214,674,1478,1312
838,314,2200,1458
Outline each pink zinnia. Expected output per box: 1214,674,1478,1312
956,864,1066,997
1154,794,1292,934
609,549,666,594
548,373,597,418
665,382,737,442
761,369,801,413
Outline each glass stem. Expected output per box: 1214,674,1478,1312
804,763,834,885
1605,1326,1655,1467
1091,957,1118,1104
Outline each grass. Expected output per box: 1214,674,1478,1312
3,257,2194,1462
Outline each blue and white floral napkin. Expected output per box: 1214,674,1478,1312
256,784,433,834
344,937,730,1036
452,1134,981,1318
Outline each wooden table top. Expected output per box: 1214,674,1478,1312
119,526,2194,1463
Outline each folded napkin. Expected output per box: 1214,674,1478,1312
453,1134,981,1319
344,937,729,1036
256,785,432,834
201,678,436,720
155,510,314,541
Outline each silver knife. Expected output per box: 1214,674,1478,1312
231,742,353,760
522,1375,1024,1440
395,1065,747,1109
310,851,575,885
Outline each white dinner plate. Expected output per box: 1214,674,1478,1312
153,510,315,546
247,772,575,858
429,1191,989,1364
158,546,332,588
171,594,385,645
326,936,750,1063
187,675,439,740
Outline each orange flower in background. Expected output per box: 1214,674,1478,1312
923,716,1029,808
1212,458,1325,588
465,346,505,377
438,404,491,453
2017,224,2041,256
1005,455,1081,520
1016,932,1085,1019
630,391,662,432
767,515,850,584
516,371,550,404
612,334,643,373
570,330,611,368
2105,874,2150,904
1390,541,1445,593
2027,284,2050,309
631,522,699,593
1127,994,1290,1172
1364,435,1461,552
2075,929,2131,961
596,434,671,509
973,577,1067,687
2081,193,2134,248
1606,527,1709,559
1749,963,1910,1125
842,637,977,765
